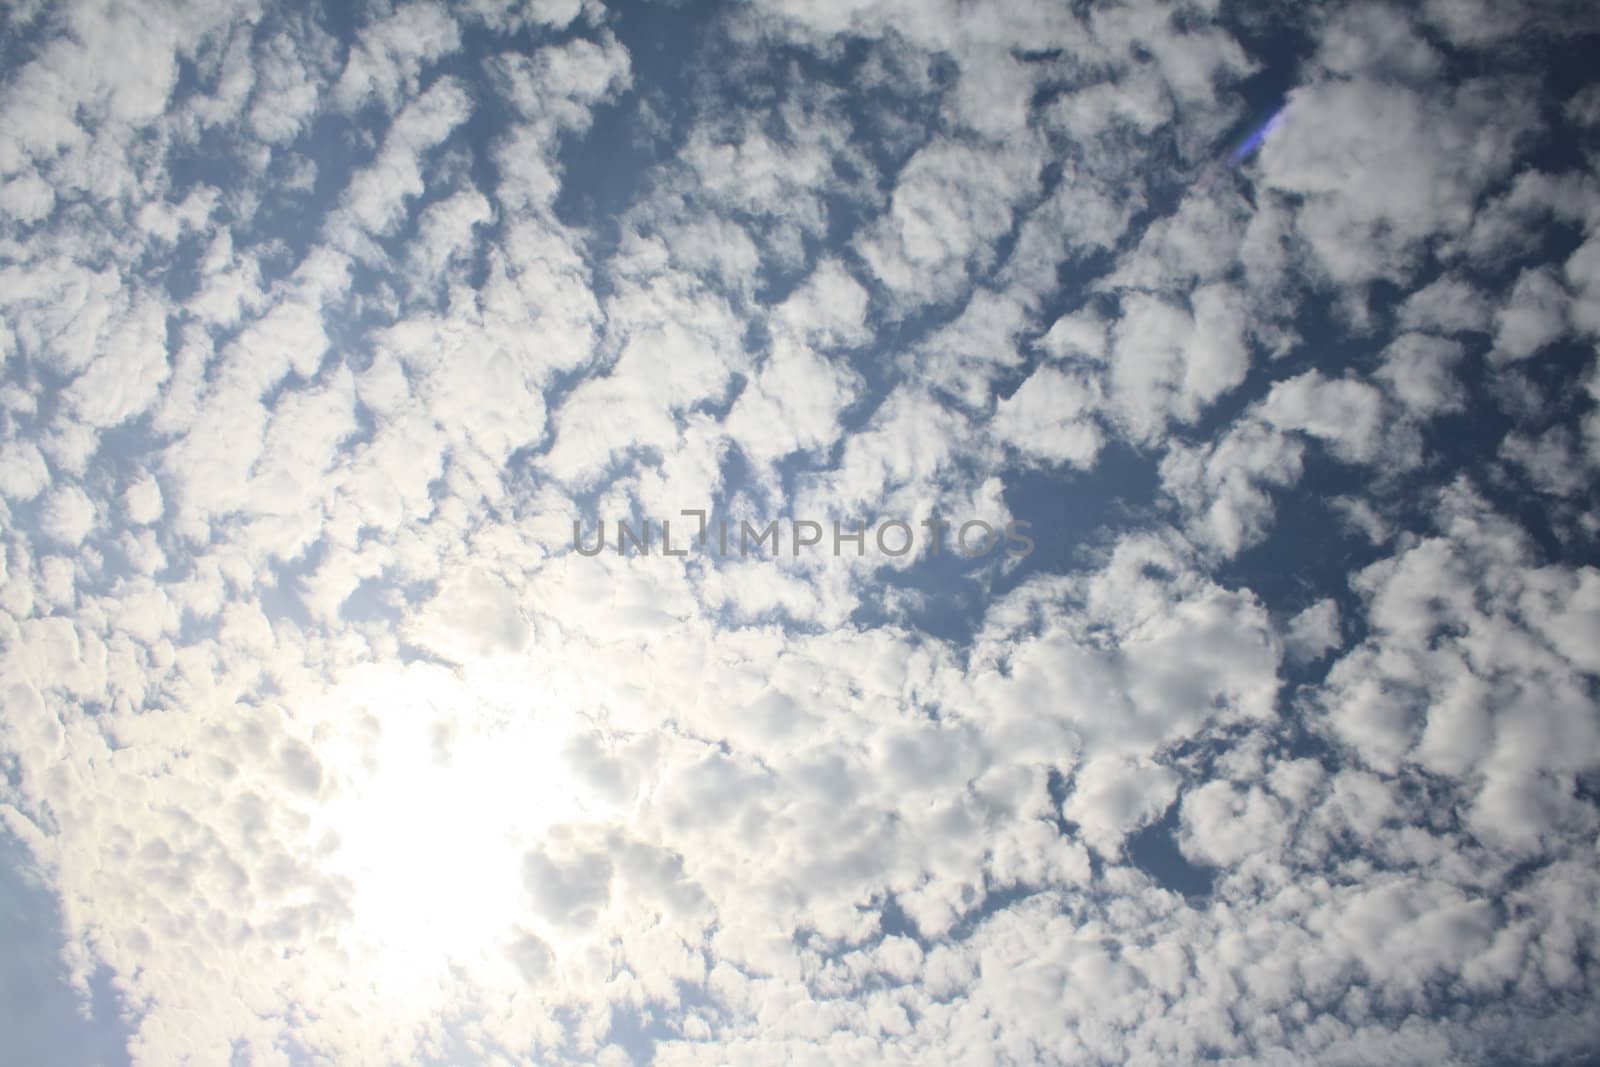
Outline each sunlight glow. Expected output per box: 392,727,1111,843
314,659,590,998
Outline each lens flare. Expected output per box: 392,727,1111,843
1227,104,1288,167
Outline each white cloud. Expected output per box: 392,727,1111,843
408,567,531,662
1493,266,1570,363
1285,598,1341,664
991,364,1104,469
1376,333,1468,416
856,137,1044,312
1178,779,1287,868
1161,418,1303,558
773,258,871,347
724,335,858,467
1062,755,1179,857
331,2,462,114
1501,425,1593,498
1316,482,1600,851
1258,370,1390,465
121,475,164,526
248,25,337,144
0,442,51,501
462,0,586,32
1398,274,1493,335
61,293,170,428
39,485,96,546
1259,74,1536,287
0,168,55,223
912,288,1031,410
330,76,474,246
1108,285,1251,443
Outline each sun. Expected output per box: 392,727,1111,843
310,655,594,998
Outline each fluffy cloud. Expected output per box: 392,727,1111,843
856,137,1044,312
1259,57,1537,288
991,364,1104,469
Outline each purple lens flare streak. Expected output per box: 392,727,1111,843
1196,104,1287,194
1227,104,1288,167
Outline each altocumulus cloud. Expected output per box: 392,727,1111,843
1,1,1600,1065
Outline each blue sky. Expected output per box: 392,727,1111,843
2,0,1600,1064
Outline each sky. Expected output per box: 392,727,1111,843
1,0,1599,1064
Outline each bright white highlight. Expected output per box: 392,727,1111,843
315,660,587,998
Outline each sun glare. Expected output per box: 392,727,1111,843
315,658,590,997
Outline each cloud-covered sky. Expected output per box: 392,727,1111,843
2,0,1599,1063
